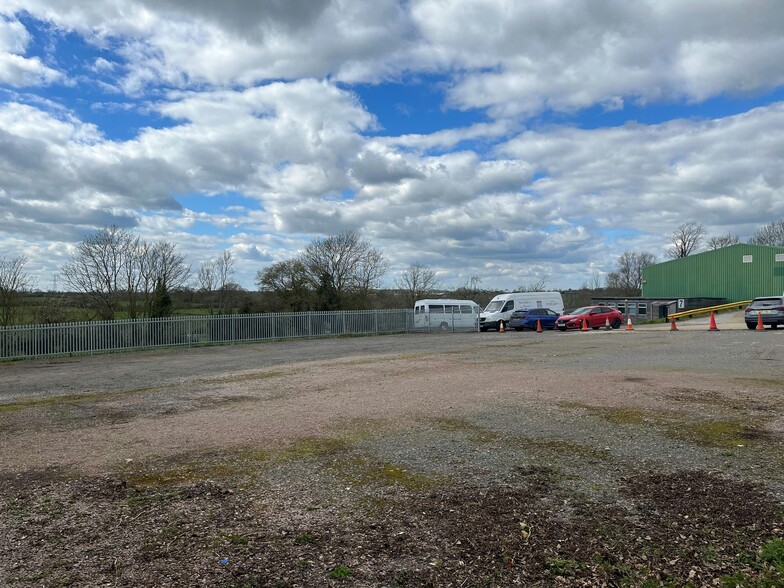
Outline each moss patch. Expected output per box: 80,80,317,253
331,457,438,491
668,420,773,449
126,462,237,487
0,386,161,413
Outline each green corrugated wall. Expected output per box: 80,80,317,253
642,244,784,301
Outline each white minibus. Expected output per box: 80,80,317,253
413,299,481,331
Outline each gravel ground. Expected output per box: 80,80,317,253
2,326,784,586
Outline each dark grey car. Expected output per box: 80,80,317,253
744,296,784,329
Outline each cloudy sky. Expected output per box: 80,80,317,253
2,1,784,293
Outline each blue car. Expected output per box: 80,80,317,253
508,308,560,331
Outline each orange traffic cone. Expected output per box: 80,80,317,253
626,317,634,331
499,320,505,333
708,311,719,331
670,318,678,331
536,319,543,333
756,313,764,331
581,317,589,331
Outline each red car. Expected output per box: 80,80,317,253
555,306,624,331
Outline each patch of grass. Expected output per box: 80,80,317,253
126,463,236,487
591,406,651,426
670,420,768,449
328,565,353,579
761,538,784,570
564,402,775,451
276,437,352,461
243,449,271,462
222,533,248,545
295,533,316,544
331,456,437,491
593,553,638,584
0,386,161,413
546,557,585,576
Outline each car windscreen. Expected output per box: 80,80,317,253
749,298,784,308
484,301,504,312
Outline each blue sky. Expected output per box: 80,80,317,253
2,1,784,293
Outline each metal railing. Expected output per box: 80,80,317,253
668,300,751,321
0,309,414,360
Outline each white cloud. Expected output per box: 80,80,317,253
3,1,784,292
412,0,784,117
0,17,61,86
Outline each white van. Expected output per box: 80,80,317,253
480,291,564,331
413,299,482,331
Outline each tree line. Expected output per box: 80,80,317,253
2,219,784,326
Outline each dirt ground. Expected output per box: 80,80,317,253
2,328,784,586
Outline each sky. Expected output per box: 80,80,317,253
2,0,784,293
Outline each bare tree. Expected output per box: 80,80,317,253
198,250,238,314
606,251,656,296
60,225,136,320
706,232,740,250
60,226,190,320
453,275,482,300
581,271,604,291
665,222,706,259
396,262,440,307
516,278,549,292
0,255,35,326
300,231,387,310
749,219,784,247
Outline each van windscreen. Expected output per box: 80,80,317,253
484,301,504,312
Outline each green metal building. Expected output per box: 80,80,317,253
642,243,784,301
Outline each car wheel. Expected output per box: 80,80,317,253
514,327,523,331
611,318,622,329
772,324,779,329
